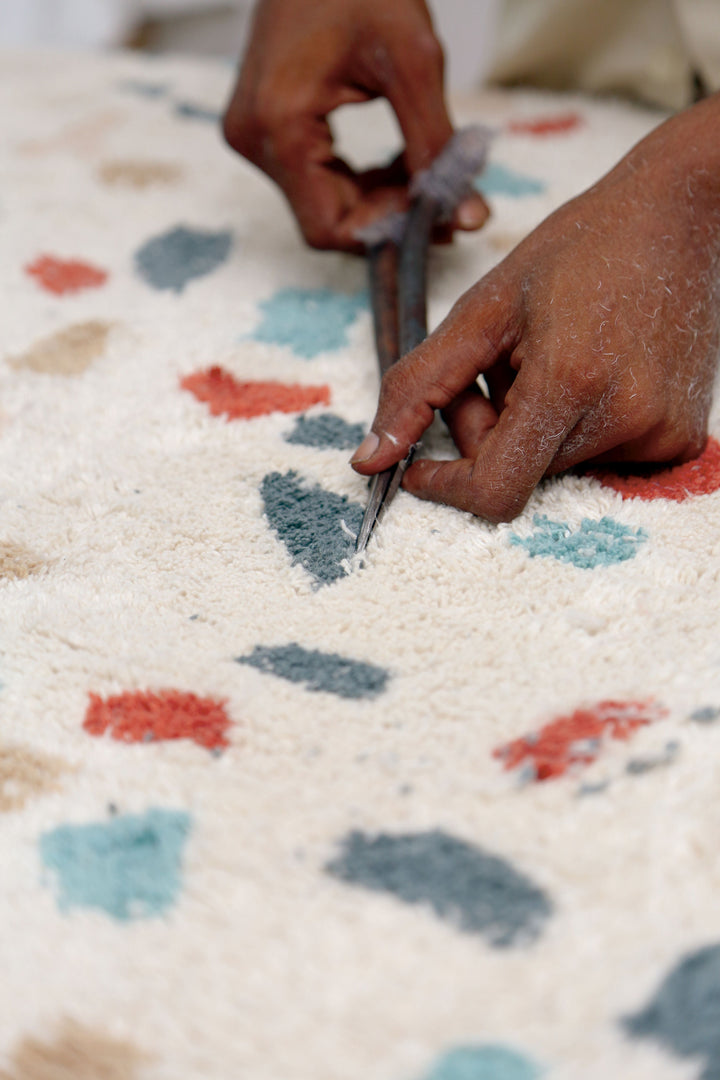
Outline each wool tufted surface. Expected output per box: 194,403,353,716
2,48,720,1080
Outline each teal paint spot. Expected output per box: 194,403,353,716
261,470,362,586
325,830,553,946
40,808,191,921
135,225,232,293
174,101,221,123
284,413,366,450
475,162,546,199
510,515,647,568
691,706,720,724
250,288,367,358
237,643,388,699
422,1045,540,1080
623,943,720,1079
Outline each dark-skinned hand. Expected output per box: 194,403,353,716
222,0,489,251
351,93,720,521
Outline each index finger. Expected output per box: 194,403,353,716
351,281,520,471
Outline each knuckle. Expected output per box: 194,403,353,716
221,107,249,154
222,83,291,160
222,103,261,159
406,30,445,75
301,223,337,251
379,364,407,404
469,464,529,523
621,395,666,441
480,490,528,524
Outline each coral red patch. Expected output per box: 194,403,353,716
508,112,583,136
181,366,331,420
592,438,720,502
494,699,666,781
84,689,231,750
25,255,108,295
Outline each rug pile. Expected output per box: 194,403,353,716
2,48,720,1080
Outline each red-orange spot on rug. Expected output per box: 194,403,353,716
592,437,720,502
84,690,231,750
181,366,331,419
494,700,667,782
508,112,583,136
26,255,108,296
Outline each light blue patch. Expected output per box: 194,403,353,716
135,225,232,293
475,162,546,199
284,413,366,450
250,288,367,358
623,943,720,1079
41,808,191,921
261,470,363,586
174,101,221,123
422,1045,540,1080
237,643,388,699
510,515,647,569
325,830,553,947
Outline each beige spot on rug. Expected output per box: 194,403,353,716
98,159,182,188
0,746,69,813
0,542,46,580
19,110,126,158
0,1020,149,1080
487,229,529,253
8,322,112,376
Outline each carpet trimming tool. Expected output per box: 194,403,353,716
354,127,492,555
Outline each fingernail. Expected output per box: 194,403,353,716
457,195,489,230
350,431,380,464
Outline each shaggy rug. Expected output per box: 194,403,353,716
2,48,720,1080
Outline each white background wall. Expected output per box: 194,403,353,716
0,0,499,91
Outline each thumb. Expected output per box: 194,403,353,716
351,282,519,472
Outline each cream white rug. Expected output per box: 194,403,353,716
2,48,720,1080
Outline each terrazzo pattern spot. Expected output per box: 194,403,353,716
182,367,330,419
421,1045,540,1080
0,542,47,580
623,944,720,1079
250,288,367,358
593,437,720,501
494,700,666,782
84,689,231,750
135,225,232,293
475,162,546,198
41,809,191,920
511,515,647,568
25,256,108,296
261,470,363,586
3,1019,150,1080
325,830,553,946
0,745,69,813
284,413,366,450
237,643,388,700
8,322,111,375
98,159,182,188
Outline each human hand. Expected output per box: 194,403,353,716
222,0,489,251
351,95,720,521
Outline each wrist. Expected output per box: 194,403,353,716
629,92,720,246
